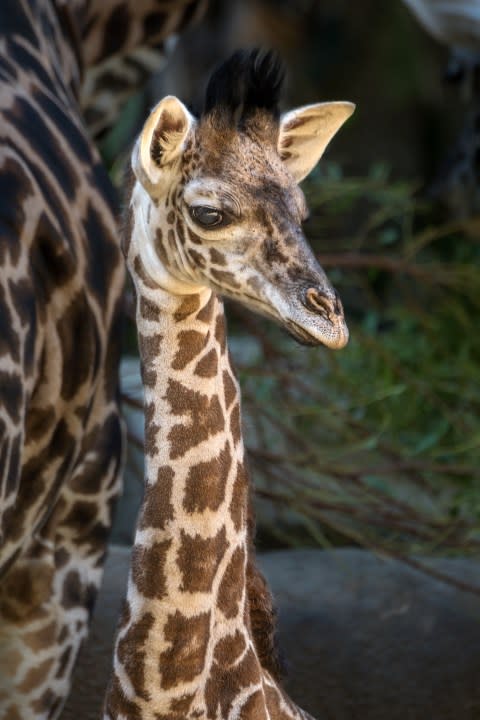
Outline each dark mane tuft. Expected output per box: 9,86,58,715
203,49,285,126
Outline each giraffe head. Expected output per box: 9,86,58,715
130,50,354,348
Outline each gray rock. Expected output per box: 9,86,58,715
260,549,480,720
61,548,480,720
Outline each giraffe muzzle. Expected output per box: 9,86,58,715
282,284,348,349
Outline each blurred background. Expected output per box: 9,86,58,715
103,0,480,581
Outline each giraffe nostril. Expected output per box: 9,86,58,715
304,287,342,321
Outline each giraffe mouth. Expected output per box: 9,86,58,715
284,321,321,347
284,317,349,349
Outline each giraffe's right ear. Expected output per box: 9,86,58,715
132,96,195,189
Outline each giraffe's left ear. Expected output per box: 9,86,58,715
132,95,195,189
278,102,355,183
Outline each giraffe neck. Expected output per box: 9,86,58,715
135,287,248,636
105,183,308,720
107,267,256,716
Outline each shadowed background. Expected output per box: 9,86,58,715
106,0,480,567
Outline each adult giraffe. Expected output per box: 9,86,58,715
0,1,206,718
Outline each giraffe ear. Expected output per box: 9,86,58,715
278,102,355,183
132,95,195,188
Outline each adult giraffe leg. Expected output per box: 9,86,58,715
0,404,123,720
0,94,125,717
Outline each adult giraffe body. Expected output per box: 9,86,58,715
105,51,354,720
0,1,205,717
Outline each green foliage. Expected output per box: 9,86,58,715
231,163,480,558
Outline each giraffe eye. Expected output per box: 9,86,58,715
189,206,226,228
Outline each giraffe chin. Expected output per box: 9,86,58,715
231,290,349,350
284,318,349,349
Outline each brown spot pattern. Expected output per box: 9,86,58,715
230,402,242,445
4,705,22,720
204,647,261,720
196,294,215,323
217,546,245,619
188,248,207,269
144,401,160,457
0,562,53,621
174,294,200,321
178,526,227,593
140,296,160,322
105,675,142,720
159,610,211,689
139,466,174,530
213,630,247,666
223,369,237,409
209,248,226,266
210,268,241,289
61,570,83,610
263,237,289,265
187,227,202,245
194,347,218,378
131,540,171,599
117,611,155,700
230,461,248,531
264,684,295,720
22,621,56,651
240,690,269,720
18,658,54,693
247,556,282,679
214,313,227,353
25,405,56,441
172,330,206,370
166,379,224,459
138,333,162,358
57,294,98,401
183,440,231,513
140,334,162,387
64,500,98,533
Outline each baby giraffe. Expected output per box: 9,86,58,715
104,50,354,720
